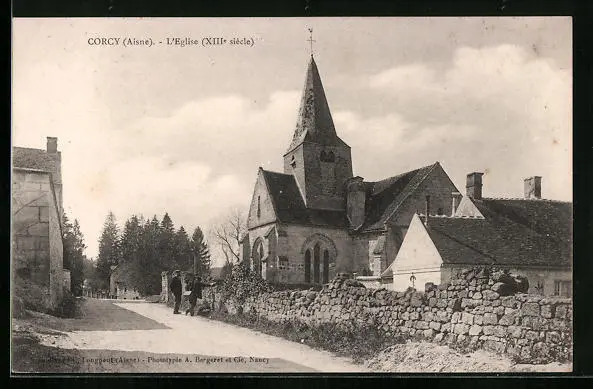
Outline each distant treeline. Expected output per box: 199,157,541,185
94,211,211,296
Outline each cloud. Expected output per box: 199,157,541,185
355,44,571,200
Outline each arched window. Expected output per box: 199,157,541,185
304,250,311,283
257,196,261,218
313,243,320,283
253,239,264,276
323,250,330,283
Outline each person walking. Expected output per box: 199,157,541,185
169,270,183,314
186,275,215,316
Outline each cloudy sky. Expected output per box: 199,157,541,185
12,17,572,264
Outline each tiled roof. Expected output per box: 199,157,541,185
13,147,61,183
287,56,349,153
360,163,439,232
261,169,349,228
425,198,572,268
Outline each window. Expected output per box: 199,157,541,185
320,150,335,162
278,256,289,270
554,280,572,297
290,155,296,168
257,196,261,218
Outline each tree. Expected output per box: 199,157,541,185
190,226,211,276
212,207,247,265
62,213,87,296
96,211,120,289
174,226,192,271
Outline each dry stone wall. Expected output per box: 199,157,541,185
210,267,572,363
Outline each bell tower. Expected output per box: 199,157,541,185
283,55,353,211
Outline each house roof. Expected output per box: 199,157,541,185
360,162,439,232
425,198,572,268
261,169,349,228
13,147,61,184
286,56,349,153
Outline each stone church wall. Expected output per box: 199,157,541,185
211,267,572,363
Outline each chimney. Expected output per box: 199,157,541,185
346,176,366,229
451,191,462,216
524,176,542,199
424,195,431,226
466,172,484,200
47,137,58,153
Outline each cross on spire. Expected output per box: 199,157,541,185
307,28,316,57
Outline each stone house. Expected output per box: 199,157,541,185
109,263,142,299
385,173,572,296
12,137,65,310
241,56,461,285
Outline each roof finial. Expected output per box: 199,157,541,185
307,28,316,57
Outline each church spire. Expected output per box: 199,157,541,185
287,56,343,153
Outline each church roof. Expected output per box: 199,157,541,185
360,162,440,232
261,169,349,228
13,147,61,183
425,198,572,268
286,56,349,153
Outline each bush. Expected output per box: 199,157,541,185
51,289,81,318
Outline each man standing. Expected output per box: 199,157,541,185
169,270,182,314
186,275,215,316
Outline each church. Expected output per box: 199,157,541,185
240,55,461,284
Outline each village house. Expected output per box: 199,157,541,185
12,137,66,309
384,173,572,296
109,263,142,299
241,56,463,284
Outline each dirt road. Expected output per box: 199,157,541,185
35,299,367,373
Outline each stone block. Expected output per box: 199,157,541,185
484,340,506,354
430,321,441,331
14,206,40,224
423,329,435,339
483,312,498,325
441,323,451,333
462,312,474,325
546,331,561,344
451,312,461,324
26,222,50,237
549,318,568,331
416,321,429,330
521,302,540,317
540,304,554,319
474,314,483,325
555,305,568,319
453,323,469,335
434,333,444,343
457,334,468,344
525,330,540,341
493,326,507,338
469,324,482,336
522,316,549,331
508,325,523,338
499,312,517,326
501,296,518,308
494,306,505,316
472,292,483,300
482,290,500,300
482,326,495,336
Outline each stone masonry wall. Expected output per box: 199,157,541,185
211,267,572,363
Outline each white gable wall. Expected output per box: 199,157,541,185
392,214,444,291
454,196,484,218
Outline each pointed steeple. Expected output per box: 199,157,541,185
287,56,344,152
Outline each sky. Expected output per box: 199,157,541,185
12,17,572,265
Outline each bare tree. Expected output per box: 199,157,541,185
211,207,247,265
